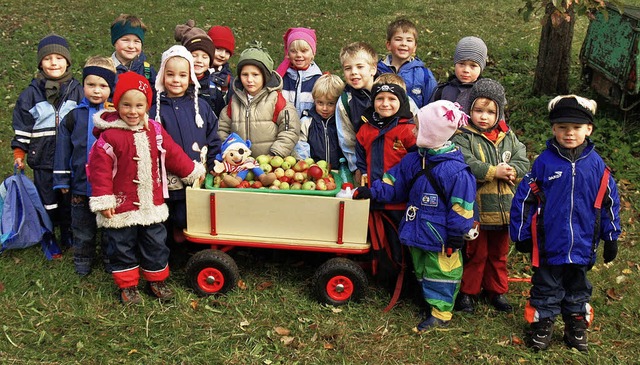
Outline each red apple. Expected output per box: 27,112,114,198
307,165,323,180
251,181,263,189
293,160,309,172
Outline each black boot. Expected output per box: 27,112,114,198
489,294,513,312
529,317,554,351
454,292,475,312
563,313,588,352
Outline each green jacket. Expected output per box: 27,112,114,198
451,121,529,226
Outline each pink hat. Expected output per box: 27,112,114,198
416,100,469,149
207,25,235,55
276,27,317,76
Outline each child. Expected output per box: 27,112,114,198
430,36,487,108
377,18,437,108
218,42,301,157
335,41,378,180
110,14,157,87
53,56,116,276
11,34,84,249
451,79,529,313
295,73,345,165
510,95,621,352
149,45,221,243
88,71,206,304
207,25,235,101
174,20,226,117
275,27,323,117
352,100,476,331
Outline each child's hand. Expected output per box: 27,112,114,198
496,163,515,185
100,208,115,219
14,158,24,170
60,188,69,194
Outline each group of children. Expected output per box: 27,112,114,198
11,14,621,353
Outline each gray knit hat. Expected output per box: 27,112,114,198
454,36,487,71
37,34,72,67
467,78,506,124
236,41,274,80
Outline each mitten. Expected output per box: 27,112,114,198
447,236,465,250
603,240,618,263
515,239,533,253
352,187,372,200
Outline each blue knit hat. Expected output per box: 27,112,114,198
37,34,71,67
111,19,145,45
217,133,252,160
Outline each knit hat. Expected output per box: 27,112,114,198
82,66,117,93
370,82,413,120
110,19,145,45
154,45,204,128
467,78,506,123
217,133,252,160
237,41,274,80
548,95,596,124
174,20,215,67
112,71,153,111
416,100,469,149
37,34,71,67
276,27,317,76
454,36,488,71
207,25,235,55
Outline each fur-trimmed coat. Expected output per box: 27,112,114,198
88,110,205,229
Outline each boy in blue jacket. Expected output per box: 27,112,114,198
54,56,116,275
353,100,476,332
510,95,621,352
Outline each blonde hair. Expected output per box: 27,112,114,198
84,56,116,72
312,73,345,101
289,39,314,55
386,18,418,42
111,14,147,30
373,73,406,91
339,42,377,68
548,94,597,115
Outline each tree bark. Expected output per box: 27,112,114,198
533,2,576,95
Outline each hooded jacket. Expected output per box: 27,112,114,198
377,56,437,108
281,62,322,117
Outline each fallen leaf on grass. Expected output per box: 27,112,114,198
512,335,523,345
190,300,198,310
0,282,4,293
330,307,342,313
263,360,272,365
323,343,334,350
240,320,250,329
622,268,632,275
308,323,318,330
12,257,20,264
237,280,247,290
606,288,623,301
615,275,627,284
256,281,273,291
274,327,290,336
280,336,295,345
127,349,138,355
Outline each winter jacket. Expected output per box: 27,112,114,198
112,52,157,89
281,62,322,117
218,72,301,157
335,85,372,171
209,63,233,100
377,56,437,108
196,71,226,117
53,98,106,196
451,120,529,226
296,108,344,165
510,139,621,266
429,75,477,108
11,77,83,170
88,110,205,229
369,147,476,252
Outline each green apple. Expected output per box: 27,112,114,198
304,157,315,166
284,156,297,166
302,181,316,190
256,155,271,165
245,171,255,182
273,167,285,178
290,182,302,190
260,163,272,173
281,160,292,169
316,160,328,169
280,182,290,190
270,155,284,168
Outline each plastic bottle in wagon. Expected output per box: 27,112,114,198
335,182,355,199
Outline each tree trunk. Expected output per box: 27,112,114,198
533,2,576,95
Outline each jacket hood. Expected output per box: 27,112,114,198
93,109,146,136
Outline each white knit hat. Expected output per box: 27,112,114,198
155,45,204,128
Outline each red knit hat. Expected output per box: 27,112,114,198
112,71,153,111
207,25,235,55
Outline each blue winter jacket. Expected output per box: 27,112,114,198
196,71,226,118
510,139,621,266
377,56,437,108
429,75,476,108
113,52,157,88
282,62,322,117
11,77,83,170
53,98,105,196
296,108,344,166
369,146,476,252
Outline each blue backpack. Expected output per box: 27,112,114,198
0,169,61,260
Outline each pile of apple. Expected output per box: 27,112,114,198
212,155,338,191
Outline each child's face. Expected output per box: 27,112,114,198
118,90,148,127
40,54,68,79
315,96,337,119
470,97,498,130
114,35,142,63
240,64,264,96
163,57,191,98
287,41,314,70
374,91,400,118
552,122,593,149
191,50,210,77
213,48,231,67
455,60,481,84
386,30,417,63
342,54,376,90
83,75,111,105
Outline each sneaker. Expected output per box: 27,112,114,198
454,293,475,313
490,294,513,313
120,286,142,304
563,314,588,352
529,317,554,351
147,281,174,301
412,315,449,333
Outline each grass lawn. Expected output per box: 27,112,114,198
1,0,640,364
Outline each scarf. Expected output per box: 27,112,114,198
37,70,73,106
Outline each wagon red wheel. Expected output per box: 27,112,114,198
185,249,240,296
312,258,368,306
326,275,355,302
